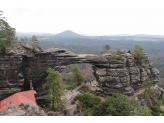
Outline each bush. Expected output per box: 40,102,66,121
139,106,152,116
84,108,94,116
105,93,138,116
94,96,101,105
133,45,146,65
151,100,162,116
0,40,6,53
64,109,68,116
63,85,76,90
74,93,101,107
94,106,99,110
32,45,37,53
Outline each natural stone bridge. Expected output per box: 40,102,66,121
0,44,161,100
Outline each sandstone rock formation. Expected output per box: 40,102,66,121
0,44,162,100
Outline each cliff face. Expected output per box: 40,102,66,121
0,45,162,100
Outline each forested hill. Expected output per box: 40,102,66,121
39,38,164,55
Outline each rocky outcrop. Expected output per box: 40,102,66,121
0,44,161,100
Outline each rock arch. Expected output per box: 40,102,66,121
0,46,160,100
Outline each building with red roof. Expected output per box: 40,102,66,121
0,90,45,115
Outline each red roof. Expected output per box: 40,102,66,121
0,90,45,115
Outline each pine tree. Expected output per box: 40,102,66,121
100,45,110,54
20,37,25,43
71,64,84,85
0,10,16,46
142,77,152,99
42,67,64,111
24,36,28,44
29,35,39,47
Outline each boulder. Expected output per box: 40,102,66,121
24,102,33,108
27,105,39,113
8,104,15,110
19,102,26,106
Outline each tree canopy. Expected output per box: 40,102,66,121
42,67,64,111
100,45,110,54
0,10,16,47
71,64,84,85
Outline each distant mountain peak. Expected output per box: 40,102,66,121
53,30,84,38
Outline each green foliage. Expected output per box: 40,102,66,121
109,50,122,60
52,45,59,48
104,93,138,116
151,100,162,116
24,36,28,44
116,49,122,59
63,85,76,90
161,94,164,106
100,44,110,54
139,106,152,116
32,44,37,53
131,106,152,116
84,108,94,116
0,40,6,53
142,77,152,99
94,106,99,110
71,64,84,86
0,12,16,46
74,93,101,107
64,109,68,116
61,72,73,85
29,35,39,52
133,45,146,65
42,67,64,111
94,96,101,105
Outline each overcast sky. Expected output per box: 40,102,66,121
1,0,164,35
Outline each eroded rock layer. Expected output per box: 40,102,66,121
0,45,162,100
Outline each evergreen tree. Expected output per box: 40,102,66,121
42,67,64,111
100,45,110,54
24,36,28,44
0,10,16,46
29,35,39,47
142,77,152,99
71,64,84,85
0,40,6,53
20,37,25,43
133,45,146,65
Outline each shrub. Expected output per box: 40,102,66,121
151,100,162,116
94,106,99,110
64,109,68,116
139,106,152,116
74,93,101,107
94,96,101,105
105,93,138,116
133,45,146,65
0,40,6,53
32,45,37,53
84,108,94,116
63,85,76,90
